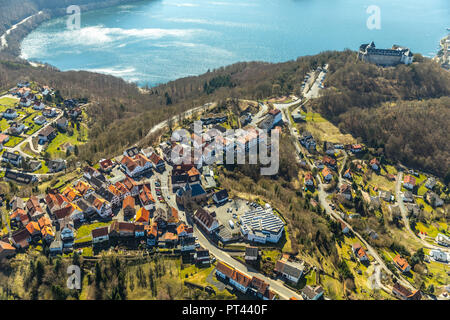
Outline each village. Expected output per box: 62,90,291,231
0,70,448,301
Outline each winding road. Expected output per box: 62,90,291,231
395,171,449,254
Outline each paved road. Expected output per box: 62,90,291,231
304,64,328,99
277,96,417,293
395,172,449,254
0,11,44,49
193,224,304,300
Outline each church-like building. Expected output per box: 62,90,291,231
358,42,413,66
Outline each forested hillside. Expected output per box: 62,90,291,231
0,48,448,179
311,55,450,180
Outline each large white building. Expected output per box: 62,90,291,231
358,42,413,66
239,207,285,244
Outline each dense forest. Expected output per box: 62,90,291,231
311,55,450,179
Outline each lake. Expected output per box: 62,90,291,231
20,0,450,86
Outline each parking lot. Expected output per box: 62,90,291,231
209,198,256,236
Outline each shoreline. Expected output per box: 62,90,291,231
0,0,142,57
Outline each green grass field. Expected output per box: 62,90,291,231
46,125,87,158
3,136,24,147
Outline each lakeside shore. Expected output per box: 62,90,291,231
0,0,141,57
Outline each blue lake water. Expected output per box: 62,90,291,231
20,0,450,86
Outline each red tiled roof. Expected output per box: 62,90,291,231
394,255,410,271
403,175,416,186
123,195,135,209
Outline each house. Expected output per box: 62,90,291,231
68,107,82,119
47,159,66,173
304,172,314,187
370,158,380,171
322,167,332,182
245,246,259,262
146,222,158,246
177,223,193,238
38,126,56,144
274,259,305,284
195,249,211,264
341,222,350,235
301,285,324,300
194,208,219,234
323,156,336,169
429,249,448,263
268,108,282,126
229,269,252,294
138,185,155,211
135,207,150,224
10,196,25,211
41,224,55,243
425,191,444,208
425,177,436,190
26,196,44,220
339,184,352,201
435,233,450,247
0,133,10,146
109,221,135,238
60,223,75,250
134,223,145,238
212,189,229,205
167,207,179,226
4,170,37,185
74,180,95,198
11,228,31,249
99,158,115,173
123,146,140,158
403,175,416,190
350,144,363,153
33,100,45,110
2,152,22,167
160,232,178,247
379,190,393,202
0,241,16,260
122,176,139,196
8,122,25,135
3,108,17,119
393,255,411,273
402,190,414,203
149,152,165,171
20,97,31,107
343,169,352,180
122,195,135,218
392,283,421,300
92,227,109,244
248,276,274,300
352,243,369,262
33,115,46,125
10,208,30,227
49,234,63,255
25,221,41,241
153,208,168,228
83,166,101,180
299,131,316,150
176,183,208,208
215,261,235,281
324,142,335,155
42,107,57,117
